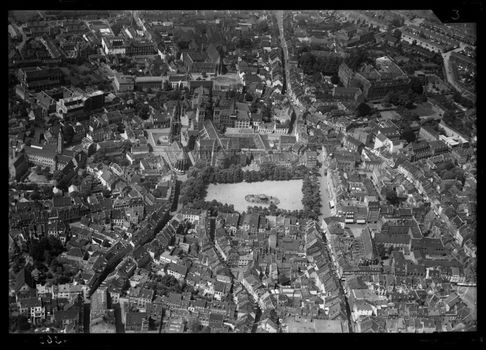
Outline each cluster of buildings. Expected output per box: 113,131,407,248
8,10,476,334
339,56,411,102
311,106,476,331
94,208,354,333
401,24,459,54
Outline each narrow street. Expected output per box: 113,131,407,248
276,11,305,128
15,25,27,53
318,153,332,224
275,11,291,95
317,218,354,333
316,154,353,331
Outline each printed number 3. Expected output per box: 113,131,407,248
452,9,460,20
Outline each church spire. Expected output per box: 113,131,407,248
57,130,63,154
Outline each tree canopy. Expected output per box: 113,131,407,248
401,129,417,143
298,52,343,76
392,28,402,39
356,102,372,117
410,77,424,95
390,17,404,28
345,48,373,71
330,74,340,85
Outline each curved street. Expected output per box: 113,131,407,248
15,25,27,53
441,45,475,101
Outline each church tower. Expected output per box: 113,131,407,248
170,101,181,143
57,130,63,154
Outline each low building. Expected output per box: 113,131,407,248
167,263,188,281
332,86,363,103
134,76,163,91
113,74,135,93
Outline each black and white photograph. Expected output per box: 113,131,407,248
7,8,479,337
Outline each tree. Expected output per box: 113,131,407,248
117,123,125,133
345,48,371,71
255,20,269,33
385,189,400,206
311,72,321,83
390,17,404,28
137,104,150,120
187,318,202,333
330,74,340,85
410,77,424,95
30,190,40,201
53,170,64,182
9,315,31,332
356,102,372,117
158,275,182,295
47,236,65,256
298,52,316,75
401,129,417,143
392,28,402,39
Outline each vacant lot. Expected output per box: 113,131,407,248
205,180,304,212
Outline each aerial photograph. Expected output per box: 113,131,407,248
8,9,477,334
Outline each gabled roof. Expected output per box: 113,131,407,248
15,269,32,292
54,306,80,322
168,262,188,276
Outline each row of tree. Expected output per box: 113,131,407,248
180,161,310,206
301,175,321,220
180,161,324,220
245,204,305,219
179,165,214,206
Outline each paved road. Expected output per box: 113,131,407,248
441,46,475,100
276,11,291,94
276,10,304,108
318,153,332,223
276,11,305,127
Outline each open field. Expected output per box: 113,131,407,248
205,180,304,212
